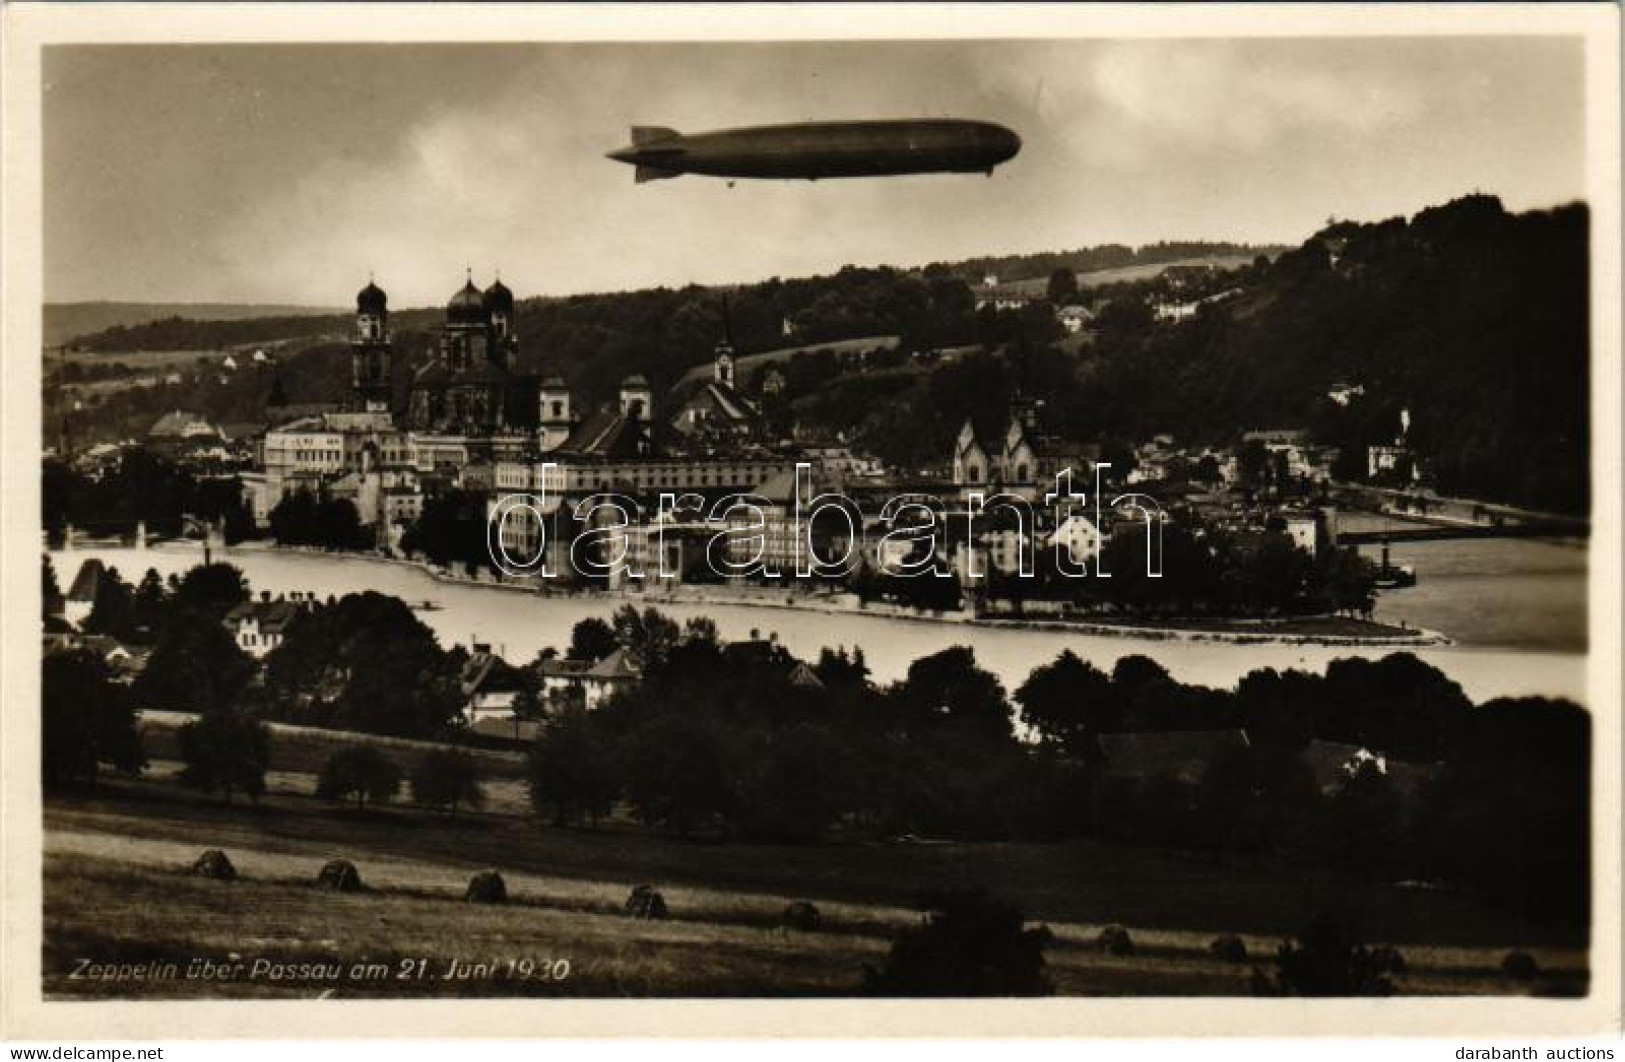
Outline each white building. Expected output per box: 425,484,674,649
221,599,301,657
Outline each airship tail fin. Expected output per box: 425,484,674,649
635,165,680,184
631,126,680,146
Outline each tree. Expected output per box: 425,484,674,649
263,592,463,738
611,604,681,669
619,711,739,835
864,889,1053,996
1045,268,1079,305
399,490,491,571
410,749,486,814
528,705,619,827
1254,913,1404,996
814,646,871,692
1413,696,1589,923
176,710,270,804
1015,649,1115,757
84,565,135,638
735,721,852,842
1316,653,1470,761
171,563,250,619
316,746,402,808
893,646,1012,743
42,651,145,787
134,611,256,713
682,615,720,646
268,489,320,547
269,492,367,551
567,616,617,662
129,567,170,640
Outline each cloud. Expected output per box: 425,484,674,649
84,38,1577,305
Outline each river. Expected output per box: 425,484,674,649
49,540,1589,706
1343,512,1588,653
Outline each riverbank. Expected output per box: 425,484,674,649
50,542,1585,704
186,540,1447,648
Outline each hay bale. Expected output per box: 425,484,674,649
782,900,822,932
1501,951,1539,981
1208,935,1248,963
1096,925,1134,955
191,849,237,881
625,884,668,919
316,859,363,892
465,870,507,904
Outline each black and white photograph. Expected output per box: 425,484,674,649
2,1,1620,1042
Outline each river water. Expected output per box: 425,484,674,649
50,540,1589,706
1342,513,1588,654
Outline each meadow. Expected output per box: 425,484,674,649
42,770,1589,999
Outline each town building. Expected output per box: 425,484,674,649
536,649,640,710
669,339,765,445
951,401,1102,500
145,411,224,458
1055,304,1094,334
221,597,302,657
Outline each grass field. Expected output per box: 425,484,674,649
676,335,901,386
995,255,1261,297
41,773,1588,999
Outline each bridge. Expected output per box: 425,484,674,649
1336,519,1589,545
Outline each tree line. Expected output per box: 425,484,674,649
42,561,1587,928
44,449,256,544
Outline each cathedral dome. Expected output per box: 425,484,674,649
447,278,488,324
483,278,514,314
356,280,387,313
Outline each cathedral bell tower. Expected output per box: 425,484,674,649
351,277,393,413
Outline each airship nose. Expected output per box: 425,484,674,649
995,126,1022,161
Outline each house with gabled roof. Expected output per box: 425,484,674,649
63,558,106,629
669,339,764,445
222,597,302,657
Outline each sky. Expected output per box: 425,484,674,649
43,36,1586,306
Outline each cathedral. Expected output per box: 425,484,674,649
402,273,538,436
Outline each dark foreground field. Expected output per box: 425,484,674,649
42,779,1588,999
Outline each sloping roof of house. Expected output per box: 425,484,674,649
557,410,658,459
538,657,593,679
148,411,220,439
222,599,301,635
786,661,825,689
460,650,526,697
585,648,639,681
66,559,105,603
219,422,269,441
681,381,759,424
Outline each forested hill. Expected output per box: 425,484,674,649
744,194,1588,515
55,241,1277,357
45,302,344,349
944,240,1284,285
1096,194,1589,514
51,195,1588,515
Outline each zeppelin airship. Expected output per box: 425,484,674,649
606,119,1021,183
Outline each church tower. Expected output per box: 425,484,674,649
351,277,392,412
713,339,736,390
619,375,654,423
538,375,574,451
484,276,518,369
